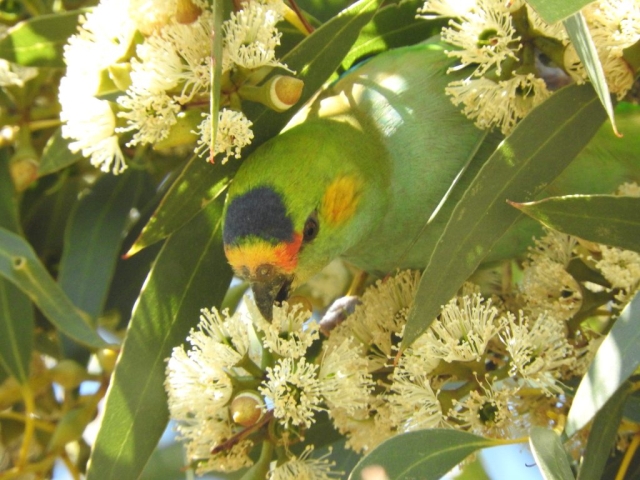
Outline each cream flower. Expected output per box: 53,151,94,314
268,446,342,480
222,1,288,72
446,73,550,134
327,270,420,371
188,307,250,369
449,381,517,437
595,246,640,294
520,256,583,321
248,299,319,358
423,293,504,363
330,402,395,453
440,0,521,77
59,0,135,173
501,312,575,395
319,338,373,415
259,356,323,428
195,109,255,163
388,369,445,433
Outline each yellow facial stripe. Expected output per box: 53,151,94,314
225,234,302,277
321,175,361,226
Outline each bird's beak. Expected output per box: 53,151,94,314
251,272,293,321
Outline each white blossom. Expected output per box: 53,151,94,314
423,293,504,363
268,446,341,480
440,0,521,77
222,2,288,72
59,0,135,173
446,73,550,134
248,300,319,358
259,356,323,428
501,312,575,395
319,338,373,415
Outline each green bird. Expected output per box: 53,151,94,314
222,42,486,319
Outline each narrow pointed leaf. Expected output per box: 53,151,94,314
526,0,594,24
0,10,84,67
349,429,493,480
529,427,575,480
566,292,640,437
0,155,33,382
340,0,441,70
128,0,381,255
563,12,618,136
86,200,232,480
577,383,630,480
58,171,143,318
402,84,605,349
0,227,106,348
39,129,84,176
208,0,223,158
510,195,640,253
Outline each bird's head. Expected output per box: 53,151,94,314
222,120,387,320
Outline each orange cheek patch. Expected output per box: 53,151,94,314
225,233,303,276
321,175,362,226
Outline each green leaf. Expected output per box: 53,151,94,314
0,154,33,383
510,195,640,253
0,227,106,349
529,427,575,480
0,10,85,67
209,0,223,159
39,129,83,176
58,171,143,318
86,200,233,480
566,292,640,437
525,0,594,24
563,12,619,136
577,383,630,480
401,84,606,349
349,429,493,480
128,0,381,255
340,0,441,70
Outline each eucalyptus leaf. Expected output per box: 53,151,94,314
0,227,106,349
510,195,640,253
340,0,442,70
525,0,594,24
529,427,575,480
402,84,606,349
577,383,630,480
128,0,381,255
86,200,232,480
563,12,618,136
0,155,33,383
209,0,223,160
58,171,144,318
39,129,83,176
349,429,493,480
0,10,84,67
566,292,640,437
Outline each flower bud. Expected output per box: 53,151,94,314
97,348,119,375
50,360,90,390
9,156,38,192
176,0,202,24
238,76,304,113
230,391,264,427
10,128,39,192
267,75,304,112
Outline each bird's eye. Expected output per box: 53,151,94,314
303,213,319,243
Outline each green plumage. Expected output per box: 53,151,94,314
223,42,486,306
